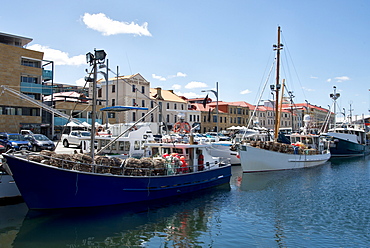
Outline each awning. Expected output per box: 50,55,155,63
100,106,149,112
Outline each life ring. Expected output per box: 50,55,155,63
173,122,191,133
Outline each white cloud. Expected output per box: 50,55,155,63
240,89,252,94
302,86,315,92
168,72,187,79
334,76,350,82
310,76,318,79
152,74,166,81
82,13,151,36
326,78,332,82
28,44,85,66
176,72,187,77
185,81,208,89
172,84,181,90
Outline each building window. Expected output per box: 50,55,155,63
174,104,177,110
181,104,184,110
21,58,40,68
112,85,115,93
112,99,115,106
6,107,16,115
190,115,193,122
132,85,136,92
141,86,145,94
151,101,154,108
132,112,136,122
142,100,145,107
166,114,170,122
98,88,102,97
132,99,136,106
167,103,170,109
237,117,242,124
213,115,217,123
21,76,38,84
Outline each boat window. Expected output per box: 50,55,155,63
124,141,130,151
152,147,159,156
162,147,171,154
134,140,140,150
173,148,183,155
118,141,124,150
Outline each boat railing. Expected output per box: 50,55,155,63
19,152,226,177
244,140,328,155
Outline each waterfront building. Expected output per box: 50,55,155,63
0,32,53,134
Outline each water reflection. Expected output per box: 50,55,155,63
0,203,28,248
12,185,230,248
240,161,332,191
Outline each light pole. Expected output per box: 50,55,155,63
202,82,219,133
329,86,340,128
86,49,107,159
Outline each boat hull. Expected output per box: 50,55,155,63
329,137,370,157
3,154,231,209
209,142,240,165
0,174,21,200
239,145,330,173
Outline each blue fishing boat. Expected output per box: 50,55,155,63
3,140,231,209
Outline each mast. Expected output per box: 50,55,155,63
273,26,283,140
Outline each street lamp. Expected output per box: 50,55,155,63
86,49,107,159
330,86,340,126
202,82,219,133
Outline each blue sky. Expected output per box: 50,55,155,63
1,0,370,118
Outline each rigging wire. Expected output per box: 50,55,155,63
242,58,276,140
280,32,308,102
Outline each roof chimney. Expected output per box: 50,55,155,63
155,87,164,100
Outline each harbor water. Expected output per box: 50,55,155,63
1,156,370,247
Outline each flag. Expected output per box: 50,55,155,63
202,94,208,108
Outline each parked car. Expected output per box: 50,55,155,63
205,132,231,141
24,134,56,152
0,132,32,151
0,144,5,153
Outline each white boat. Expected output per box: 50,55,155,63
208,141,240,165
238,26,330,173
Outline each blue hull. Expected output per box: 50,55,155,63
4,154,231,209
329,139,370,157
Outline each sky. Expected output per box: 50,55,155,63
1,0,370,118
